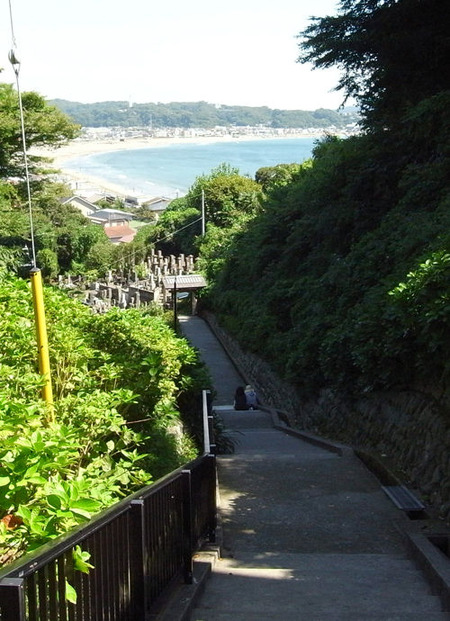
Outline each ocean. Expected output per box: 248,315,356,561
64,137,318,198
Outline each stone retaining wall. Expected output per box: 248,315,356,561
202,311,450,521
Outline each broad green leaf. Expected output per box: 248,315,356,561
46,495,62,510
70,499,102,513
73,545,94,574
65,581,77,604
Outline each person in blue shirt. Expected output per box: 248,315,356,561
245,385,259,409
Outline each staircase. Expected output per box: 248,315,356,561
177,316,450,620
190,408,450,620
191,552,448,620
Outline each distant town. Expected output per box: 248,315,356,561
74,122,360,144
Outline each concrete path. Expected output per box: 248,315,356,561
179,315,243,405
179,315,450,620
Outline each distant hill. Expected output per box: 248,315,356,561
49,99,359,130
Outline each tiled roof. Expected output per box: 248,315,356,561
104,225,137,243
162,274,207,290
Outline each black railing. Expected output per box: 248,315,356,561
0,453,216,621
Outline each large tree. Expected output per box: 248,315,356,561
298,0,450,131
186,163,262,228
0,83,80,177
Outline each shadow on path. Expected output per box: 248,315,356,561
178,315,449,620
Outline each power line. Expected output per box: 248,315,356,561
8,2,37,268
108,216,203,270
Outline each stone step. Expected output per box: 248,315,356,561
190,612,450,621
218,409,274,430
217,551,425,572
189,554,447,619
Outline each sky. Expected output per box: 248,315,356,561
0,0,345,111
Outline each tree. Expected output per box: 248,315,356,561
298,0,450,130
185,163,262,228
0,83,80,178
138,199,201,256
255,163,306,193
36,248,58,279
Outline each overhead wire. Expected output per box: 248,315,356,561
8,0,54,412
8,0,37,268
7,0,203,276
108,215,203,270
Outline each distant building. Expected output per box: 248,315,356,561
141,196,172,220
60,195,98,217
87,208,137,244
103,225,136,244
87,208,134,226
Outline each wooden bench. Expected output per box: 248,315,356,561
382,485,426,513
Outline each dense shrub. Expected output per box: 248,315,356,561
0,275,209,564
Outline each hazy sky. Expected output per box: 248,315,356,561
1,0,344,110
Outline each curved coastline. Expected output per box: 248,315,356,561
34,132,324,199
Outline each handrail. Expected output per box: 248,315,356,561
203,389,211,453
0,453,217,621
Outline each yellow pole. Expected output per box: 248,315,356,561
30,268,54,416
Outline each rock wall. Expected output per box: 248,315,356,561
202,311,450,521
201,311,302,420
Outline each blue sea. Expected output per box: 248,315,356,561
64,137,318,198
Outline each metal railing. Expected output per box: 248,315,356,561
0,453,216,621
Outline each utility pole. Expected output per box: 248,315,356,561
173,275,178,333
201,189,206,236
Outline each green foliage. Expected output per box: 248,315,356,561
144,165,263,259
185,163,262,229
141,198,201,256
0,178,113,277
255,162,306,193
0,275,210,563
0,83,79,178
299,0,450,131
50,98,358,129
201,90,450,400
36,248,58,279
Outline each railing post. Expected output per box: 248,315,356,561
207,454,217,542
205,390,216,454
182,470,194,584
202,390,211,454
207,415,216,455
130,500,147,618
0,578,26,621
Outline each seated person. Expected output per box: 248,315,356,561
245,385,259,409
234,386,249,410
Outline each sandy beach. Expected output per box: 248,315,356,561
33,136,219,198
32,132,323,200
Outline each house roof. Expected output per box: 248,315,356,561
162,274,206,291
89,208,134,222
60,196,98,211
104,225,137,243
142,197,172,210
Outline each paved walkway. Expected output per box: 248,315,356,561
179,315,449,620
179,315,243,405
